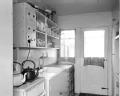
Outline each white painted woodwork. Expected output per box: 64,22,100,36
74,28,84,93
13,3,37,47
0,0,13,96
13,78,45,96
81,65,107,95
112,0,119,95
78,27,112,95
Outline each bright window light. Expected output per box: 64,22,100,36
61,30,75,57
84,30,105,57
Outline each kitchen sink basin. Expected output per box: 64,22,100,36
44,67,62,73
38,67,63,78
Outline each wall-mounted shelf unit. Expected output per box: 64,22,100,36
13,2,60,49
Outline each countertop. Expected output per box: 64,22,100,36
14,63,73,90
13,77,44,91
38,63,73,79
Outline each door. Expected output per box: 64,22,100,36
80,28,109,95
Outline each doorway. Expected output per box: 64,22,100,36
80,28,109,95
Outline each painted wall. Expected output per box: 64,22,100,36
14,48,58,67
58,11,112,29
0,0,13,96
58,12,113,95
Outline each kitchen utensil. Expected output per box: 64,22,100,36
13,62,26,87
22,60,39,82
13,73,27,87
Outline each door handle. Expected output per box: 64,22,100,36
101,87,109,90
103,58,107,69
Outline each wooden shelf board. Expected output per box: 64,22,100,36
47,34,60,39
13,46,46,49
13,46,59,49
36,30,46,35
47,18,58,27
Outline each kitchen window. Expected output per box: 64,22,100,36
60,30,75,62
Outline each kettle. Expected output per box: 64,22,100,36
13,61,27,87
22,60,39,82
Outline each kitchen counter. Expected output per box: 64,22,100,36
38,63,73,79
13,77,45,96
38,67,64,79
13,77,44,91
38,63,73,96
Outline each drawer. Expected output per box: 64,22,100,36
26,82,44,96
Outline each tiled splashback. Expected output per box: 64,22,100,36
13,48,58,67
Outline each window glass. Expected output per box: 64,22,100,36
61,30,75,57
84,30,105,57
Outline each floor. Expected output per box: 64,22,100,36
75,93,108,96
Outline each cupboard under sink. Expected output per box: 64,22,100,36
13,77,45,96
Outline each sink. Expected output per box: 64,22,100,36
44,67,62,73
38,67,63,78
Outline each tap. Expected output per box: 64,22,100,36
39,52,48,69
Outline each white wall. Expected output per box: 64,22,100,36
58,11,112,29
0,0,13,96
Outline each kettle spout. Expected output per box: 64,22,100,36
21,73,27,83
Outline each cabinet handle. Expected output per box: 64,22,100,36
28,27,30,30
33,15,35,18
28,12,30,15
59,92,63,95
33,29,35,32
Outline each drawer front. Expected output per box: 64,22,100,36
26,82,44,96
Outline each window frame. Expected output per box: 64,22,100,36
60,29,75,58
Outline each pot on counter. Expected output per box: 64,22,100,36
22,60,39,82
13,61,27,87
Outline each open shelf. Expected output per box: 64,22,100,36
47,34,59,39
47,18,58,28
36,30,46,35
13,46,47,49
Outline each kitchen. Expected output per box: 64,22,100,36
0,0,119,96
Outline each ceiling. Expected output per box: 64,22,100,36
14,0,114,16
42,0,114,16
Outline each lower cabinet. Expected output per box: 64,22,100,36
49,66,74,96
13,78,45,96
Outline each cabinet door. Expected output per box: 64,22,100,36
25,3,36,34
26,82,44,96
13,3,36,47
49,71,69,96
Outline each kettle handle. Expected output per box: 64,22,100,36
22,60,36,70
13,61,22,74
